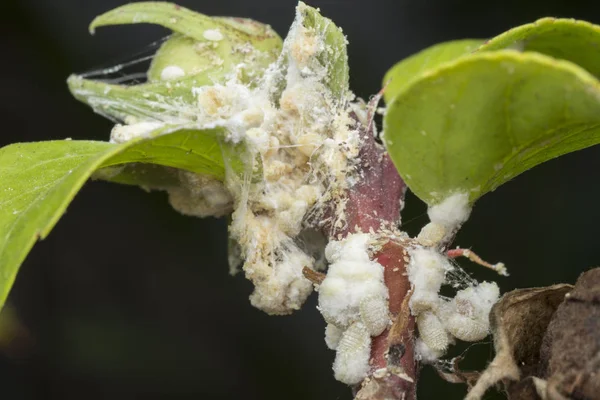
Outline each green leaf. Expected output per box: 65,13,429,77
90,1,281,82
268,2,349,106
297,2,350,102
383,50,600,205
478,18,600,78
71,2,282,123
383,39,483,104
90,2,281,53
67,74,201,123
383,19,600,104
92,164,181,189
0,126,244,309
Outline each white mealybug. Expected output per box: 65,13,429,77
318,234,390,385
318,233,388,329
333,322,372,385
416,222,446,247
416,310,452,353
440,282,500,342
359,294,390,336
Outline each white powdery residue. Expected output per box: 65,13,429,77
333,322,372,385
439,281,500,342
407,247,453,313
319,233,388,329
160,65,186,81
110,121,164,143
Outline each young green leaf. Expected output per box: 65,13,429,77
268,2,350,106
297,2,350,102
67,74,200,123
71,2,282,123
90,2,282,55
0,126,242,309
90,1,281,83
383,50,600,205
383,19,600,104
383,39,483,104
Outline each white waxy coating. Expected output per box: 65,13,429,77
427,192,471,230
416,222,446,247
160,65,186,81
110,121,164,143
333,322,372,385
319,233,388,329
407,247,452,313
203,29,224,41
439,282,500,341
325,323,343,350
416,311,451,352
415,338,444,363
359,295,390,336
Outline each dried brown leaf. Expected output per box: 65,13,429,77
466,284,572,400
539,268,600,400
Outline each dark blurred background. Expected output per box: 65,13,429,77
1,0,599,399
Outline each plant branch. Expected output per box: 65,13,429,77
324,113,417,400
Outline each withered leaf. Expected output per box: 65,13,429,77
466,284,572,400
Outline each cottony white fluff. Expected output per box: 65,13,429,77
417,192,472,247
415,338,444,363
407,247,453,313
439,281,500,342
333,322,371,385
325,323,343,350
428,192,471,231
319,233,390,385
319,233,388,329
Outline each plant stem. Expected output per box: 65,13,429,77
327,115,417,399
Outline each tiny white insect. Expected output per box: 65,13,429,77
416,310,452,352
439,282,500,342
359,294,390,336
333,322,372,385
416,222,446,247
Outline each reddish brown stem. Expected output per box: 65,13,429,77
324,112,416,399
